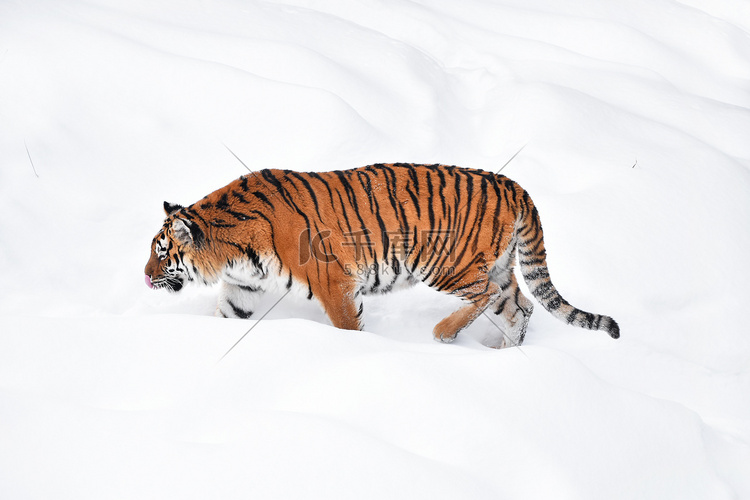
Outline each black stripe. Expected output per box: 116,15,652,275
210,220,237,228
547,297,563,311
435,167,447,217
407,166,420,196
356,302,364,319
534,281,556,300
289,172,324,220
494,296,509,315
252,191,275,209
216,193,230,210
523,267,549,281
227,299,253,319
566,309,579,324
226,209,251,221
425,170,436,229
232,190,250,203
585,312,595,329
404,180,422,218
246,245,262,270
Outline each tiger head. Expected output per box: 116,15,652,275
144,201,205,292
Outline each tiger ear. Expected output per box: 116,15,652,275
171,218,204,247
164,201,184,216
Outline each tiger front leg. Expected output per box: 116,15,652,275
315,280,364,331
216,281,263,319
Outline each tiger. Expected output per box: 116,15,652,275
144,163,619,348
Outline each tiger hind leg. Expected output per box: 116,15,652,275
433,280,501,343
487,269,534,348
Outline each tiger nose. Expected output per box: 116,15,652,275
145,274,154,289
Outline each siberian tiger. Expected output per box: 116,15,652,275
144,163,619,347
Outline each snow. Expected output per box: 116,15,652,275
1,0,749,498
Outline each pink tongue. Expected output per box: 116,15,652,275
145,275,153,289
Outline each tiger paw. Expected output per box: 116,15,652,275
433,329,458,343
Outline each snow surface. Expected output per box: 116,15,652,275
1,0,749,498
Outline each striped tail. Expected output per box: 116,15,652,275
515,190,620,339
